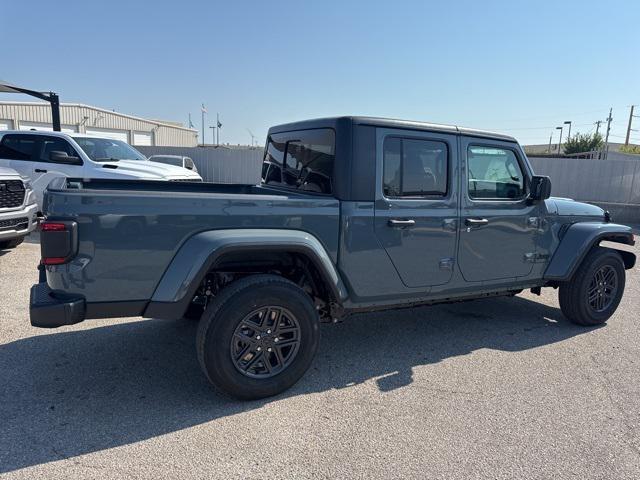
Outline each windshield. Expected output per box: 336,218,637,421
74,137,146,162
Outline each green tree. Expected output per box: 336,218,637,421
563,132,603,155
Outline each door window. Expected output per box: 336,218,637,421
0,134,37,161
39,137,81,164
383,137,448,197
467,146,525,200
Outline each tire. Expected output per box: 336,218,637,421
559,247,625,326
196,274,320,400
0,237,25,249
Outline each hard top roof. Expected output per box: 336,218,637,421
268,116,517,142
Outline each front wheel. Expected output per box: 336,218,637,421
559,247,625,326
196,274,320,400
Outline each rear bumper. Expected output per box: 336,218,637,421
30,281,86,328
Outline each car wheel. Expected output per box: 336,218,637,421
559,247,625,326
196,274,320,400
0,237,25,249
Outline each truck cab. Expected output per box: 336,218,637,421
0,130,202,210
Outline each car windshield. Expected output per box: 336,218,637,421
74,137,146,162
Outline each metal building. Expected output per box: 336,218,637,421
0,101,198,146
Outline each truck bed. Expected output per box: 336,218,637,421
43,178,340,305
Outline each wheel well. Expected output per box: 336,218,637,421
598,245,636,270
189,250,338,321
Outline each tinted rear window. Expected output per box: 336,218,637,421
0,134,37,160
262,129,335,194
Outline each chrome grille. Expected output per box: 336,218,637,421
0,180,25,209
0,217,29,231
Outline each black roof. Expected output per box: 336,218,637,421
268,116,517,142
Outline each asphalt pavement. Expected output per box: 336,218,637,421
1,236,639,479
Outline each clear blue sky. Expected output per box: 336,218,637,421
1,0,638,145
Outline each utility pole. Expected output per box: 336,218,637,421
603,108,613,160
594,120,602,135
625,105,636,146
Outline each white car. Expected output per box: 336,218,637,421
0,130,202,210
0,166,38,249
148,155,199,175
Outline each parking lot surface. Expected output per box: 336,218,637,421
1,237,639,479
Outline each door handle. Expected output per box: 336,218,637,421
35,169,48,173
465,218,489,227
388,219,416,228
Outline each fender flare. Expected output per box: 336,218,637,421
144,229,348,320
544,222,635,281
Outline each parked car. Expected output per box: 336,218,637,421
0,167,38,249
30,116,635,400
148,155,199,174
0,130,202,210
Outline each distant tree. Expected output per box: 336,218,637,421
620,144,640,155
563,132,603,155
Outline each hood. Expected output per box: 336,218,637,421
0,166,21,178
98,160,202,180
550,197,605,218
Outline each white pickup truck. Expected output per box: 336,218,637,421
0,166,37,249
0,130,202,210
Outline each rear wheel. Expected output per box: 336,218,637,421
559,247,625,326
0,237,24,249
196,274,320,400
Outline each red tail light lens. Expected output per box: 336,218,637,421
41,222,67,232
42,257,68,265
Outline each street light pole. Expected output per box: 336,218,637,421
564,121,572,141
556,126,563,154
548,131,553,153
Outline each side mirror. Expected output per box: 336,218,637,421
49,150,81,164
529,175,552,203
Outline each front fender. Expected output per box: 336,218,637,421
144,229,348,320
544,222,635,281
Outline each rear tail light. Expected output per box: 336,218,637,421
40,221,78,265
41,222,67,232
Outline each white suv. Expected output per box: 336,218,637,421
0,130,202,210
0,167,38,249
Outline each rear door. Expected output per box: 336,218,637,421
0,133,38,178
457,137,539,282
373,128,459,288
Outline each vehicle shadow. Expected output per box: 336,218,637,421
0,295,593,473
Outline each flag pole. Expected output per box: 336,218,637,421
201,105,205,146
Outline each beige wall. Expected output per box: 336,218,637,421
0,102,198,147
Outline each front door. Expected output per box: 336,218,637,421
9,134,84,208
457,137,539,282
374,128,459,288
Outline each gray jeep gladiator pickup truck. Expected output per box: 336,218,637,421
30,116,636,399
